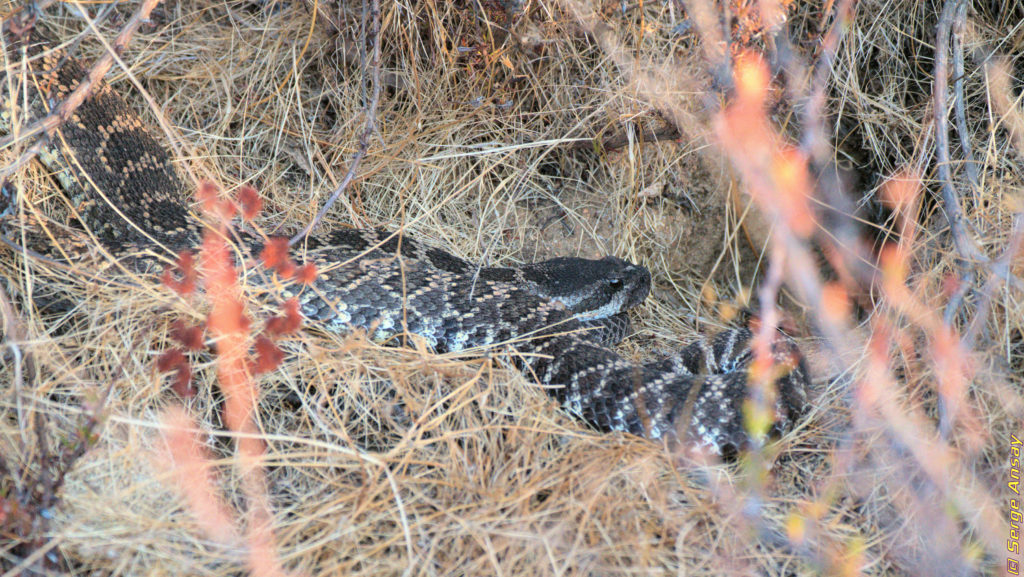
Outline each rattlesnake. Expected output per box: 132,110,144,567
0,25,809,455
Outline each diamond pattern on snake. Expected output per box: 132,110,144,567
0,29,810,455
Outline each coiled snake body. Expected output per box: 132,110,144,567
1,30,809,454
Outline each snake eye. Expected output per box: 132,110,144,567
608,278,624,291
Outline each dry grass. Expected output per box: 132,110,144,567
1,0,1022,575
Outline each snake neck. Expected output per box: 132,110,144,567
7,31,198,251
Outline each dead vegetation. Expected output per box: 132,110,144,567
1,0,1022,575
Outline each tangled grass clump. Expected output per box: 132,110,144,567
1,0,1022,575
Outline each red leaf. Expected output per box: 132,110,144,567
157,348,194,397
157,348,185,372
162,250,197,296
253,335,284,374
209,299,251,335
171,320,206,351
172,363,194,397
293,263,317,285
276,261,296,279
236,185,263,222
266,299,302,336
196,181,220,212
260,237,290,271
196,181,236,222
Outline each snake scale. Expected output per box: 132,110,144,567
1,26,809,455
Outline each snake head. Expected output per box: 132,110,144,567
519,255,651,320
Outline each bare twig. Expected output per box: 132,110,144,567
775,0,862,257
702,4,1012,561
331,36,408,91
962,212,1024,347
290,0,381,245
941,269,974,327
933,0,988,267
951,1,980,193
977,58,1024,304
937,2,1024,324
799,0,856,163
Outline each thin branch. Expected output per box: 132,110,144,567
800,0,855,162
780,0,861,255
951,1,980,193
933,0,988,266
290,0,381,245
941,268,974,326
962,212,1024,347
